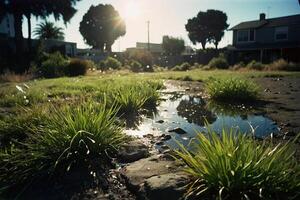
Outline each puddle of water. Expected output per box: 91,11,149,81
124,84,279,149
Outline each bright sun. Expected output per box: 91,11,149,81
124,1,141,19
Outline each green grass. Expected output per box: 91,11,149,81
174,129,300,200
0,101,127,194
205,78,260,102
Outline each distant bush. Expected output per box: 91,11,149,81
206,78,259,102
192,62,203,69
105,57,122,69
171,62,191,71
40,52,68,78
125,49,153,67
153,65,166,72
246,60,264,70
129,60,142,72
97,57,122,71
0,70,34,83
65,59,90,76
208,55,229,69
266,59,300,71
231,61,246,70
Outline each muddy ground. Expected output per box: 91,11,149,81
172,77,300,135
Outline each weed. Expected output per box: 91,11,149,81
205,78,259,102
174,129,300,200
0,101,127,193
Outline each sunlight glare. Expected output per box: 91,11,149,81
124,1,141,19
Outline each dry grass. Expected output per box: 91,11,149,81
0,70,34,83
266,59,300,71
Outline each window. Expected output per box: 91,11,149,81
275,26,288,40
237,30,249,42
237,29,255,43
249,29,255,41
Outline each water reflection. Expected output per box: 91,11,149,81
177,96,217,126
124,88,279,148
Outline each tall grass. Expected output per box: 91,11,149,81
206,78,259,102
0,101,127,193
0,70,34,83
174,129,300,200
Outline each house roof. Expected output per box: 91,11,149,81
230,14,300,30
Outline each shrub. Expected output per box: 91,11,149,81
40,52,68,78
230,61,246,71
171,62,191,71
266,59,300,71
208,55,229,69
206,78,259,102
247,60,265,70
174,129,300,200
192,62,203,69
65,59,90,76
153,65,165,72
0,70,34,83
105,57,122,70
97,57,122,71
0,101,127,192
129,60,142,72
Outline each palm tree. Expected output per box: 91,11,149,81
34,21,65,40
0,0,80,71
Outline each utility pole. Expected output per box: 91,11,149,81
147,20,150,51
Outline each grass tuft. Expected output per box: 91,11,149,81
0,101,127,193
174,129,300,200
205,78,259,102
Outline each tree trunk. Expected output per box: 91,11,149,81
95,43,104,53
13,12,24,72
26,13,32,52
201,41,206,50
106,43,112,53
214,42,218,49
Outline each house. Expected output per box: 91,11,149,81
127,42,195,55
0,14,77,57
230,13,300,63
0,14,15,38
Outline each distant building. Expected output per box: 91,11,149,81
0,14,15,38
41,39,77,57
76,48,107,62
136,42,163,54
230,13,300,63
126,42,195,55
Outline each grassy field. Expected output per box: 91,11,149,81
0,69,300,198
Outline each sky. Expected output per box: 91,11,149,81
22,0,300,51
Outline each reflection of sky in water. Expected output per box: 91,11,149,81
124,86,279,148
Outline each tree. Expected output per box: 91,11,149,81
162,36,185,55
206,10,229,49
0,0,80,71
185,11,210,50
79,4,126,52
185,10,228,49
34,21,65,40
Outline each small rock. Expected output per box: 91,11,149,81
118,141,149,163
156,119,164,124
264,88,271,92
161,134,171,141
121,155,182,192
168,127,187,134
142,173,191,200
